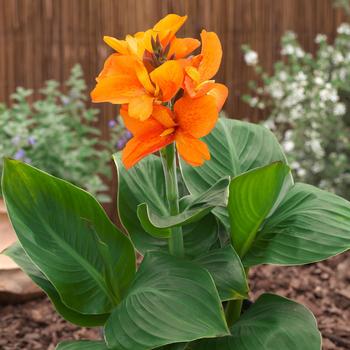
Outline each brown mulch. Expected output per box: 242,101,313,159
0,252,349,350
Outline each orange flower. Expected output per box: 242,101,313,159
120,94,219,169
184,30,228,111
103,14,200,61
91,54,184,121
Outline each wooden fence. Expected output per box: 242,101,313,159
0,0,347,216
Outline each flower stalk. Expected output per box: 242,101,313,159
160,143,184,257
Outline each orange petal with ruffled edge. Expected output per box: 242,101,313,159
91,75,144,104
175,131,210,166
198,30,222,82
103,36,129,55
153,14,187,39
120,105,161,136
207,83,228,111
168,38,200,59
150,60,184,101
122,131,174,169
174,94,218,138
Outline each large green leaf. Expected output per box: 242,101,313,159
228,162,291,257
244,183,350,266
4,242,109,326
194,245,248,301
104,251,229,350
56,341,108,350
191,294,321,350
2,159,135,314
180,118,287,227
114,153,219,256
137,177,229,238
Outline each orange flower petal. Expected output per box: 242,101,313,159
134,60,155,95
91,75,144,104
153,14,187,39
168,38,201,59
128,94,154,121
175,131,210,166
174,94,218,138
120,105,164,136
96,54,136,81
103,36,129,55
207,83,228,111
151,105,177,128
150,60,184,101
122,132,174,169
198,30,222,81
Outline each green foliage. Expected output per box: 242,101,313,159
242,25,350,200
2,117,350,349
0,64,126,202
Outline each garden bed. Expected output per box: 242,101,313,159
1,252,349,350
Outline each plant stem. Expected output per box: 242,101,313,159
225,267,250,327
160,143,184,257
225,299,243,327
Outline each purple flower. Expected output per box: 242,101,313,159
14,149,25,160
28,136,36,146
125,130,132,139
24,157,32,164
61,96,70,105
108,119,117,128
117,139,126,150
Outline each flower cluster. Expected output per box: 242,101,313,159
242,25,350,198
91,14,228,168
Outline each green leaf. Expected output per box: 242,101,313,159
2,159,135,314
191,294,321,350
228,162,291,257
114,153,169,252
244,183,350,266
194,245,249,301
180,118,287,227
4,242,109,326
137,177,229,239
114,153,220,256
104,251,229,350
56,340,108,350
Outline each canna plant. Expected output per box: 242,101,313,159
2,14,350,350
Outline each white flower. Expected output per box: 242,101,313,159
296,72,307,82
269,82,284,99
244,50,258,66
285,130,293,140
257,102,265,109
308,139,324,157
319,85,339,103
263,119,275,130
281,44,294,56
290,161,301,170
337,23,350,35
249,97,258,107
315,34,327,44
283,140,295,152
297,168,307,177
279,71,288,81
334,102,346,116
332,52,344,64
295,47,305,58
314,76,324,85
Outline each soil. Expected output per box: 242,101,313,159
0,252,349,350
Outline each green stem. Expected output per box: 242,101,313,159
225,267,250,327
225,299,243,327
160,143,184,257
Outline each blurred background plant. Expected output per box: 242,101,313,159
242,20,350,199
0,64,129,202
